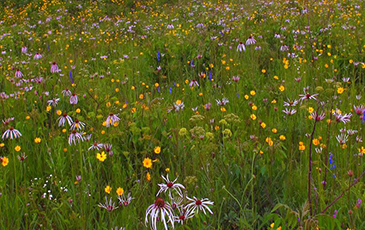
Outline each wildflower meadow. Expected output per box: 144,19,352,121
1,0,365,229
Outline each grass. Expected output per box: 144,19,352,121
0,0,365,229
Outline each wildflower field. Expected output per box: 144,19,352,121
1,0,365,229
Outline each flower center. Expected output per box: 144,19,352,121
154,198,165,208
196,200,202,205
167,182,173,188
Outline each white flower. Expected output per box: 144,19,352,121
70,94,78,104
106,114,120,127
245,36,256,45
118,193,134,206
98,197,118,212
236,42,246,52
70,119,86,131
185,196,214,215
57,113,73,127
47,98,60,107
145,198,175,230
68,130,84,145
156,174,185,197
2,127,22,139
88,142,103,151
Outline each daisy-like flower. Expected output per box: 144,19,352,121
347,129,358,136
336,133,348,145
216,98,229,106
185,196,214,215
280,45,289,51
68,130,84,145
189,79,199,87
353,105,365,116
2,127,22,139
156,174,185,197
283,98,299,107
169,101,185,113
245,36,256,45
70,119,86,131
174,207,195,225
232,76,240,82
118,193,134,206
282,108,297,115
332,111,352,124
70,93,78,104
88,142,103,151
62,89,72,97
17,152,27,162
104,143,113,156
145,198,175,230
15,69,23,78
21,46,28,53
47,98,60,107
57,113,73,127
106,114,120,127
2,117,14,125
299,87,318,101
50,62,59,73
310,111,326,121
34,53,42,59
236,42,246,52
98,197,118,212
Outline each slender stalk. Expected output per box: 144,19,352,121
308,105,321,216
321,170,365,214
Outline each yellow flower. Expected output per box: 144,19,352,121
261,69,266,73
56,110,62,116
279,85,285,92
154,146,161,154
261,122,266,129
312,139,319,146
271,100,276,104
220,107,226,112
143,158,153,169
270,223,275,228
308,107,314,113
165,168,170,172
279,135,286,140
0,143,4,147
104,185,112,194
244,95,249,100
250,114,257,120
97,152,107,162
337,87,344,94
252,105,257,110
1,156,9,167
146,172,151,181
250,90,256,96
272,128,277,133
15,146,21,152
116,187,124,196
139,94,144,99
26,116,30,120
46,106,52,112
299,144,306,151
76,108,81,113
34,137,42,143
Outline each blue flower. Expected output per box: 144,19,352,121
157,51,160,62
69,70,73,84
